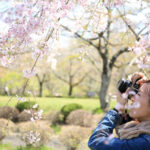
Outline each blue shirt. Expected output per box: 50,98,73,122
88,110,150,150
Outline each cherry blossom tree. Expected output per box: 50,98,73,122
61,0,150,108
0,0,150,109
0,0,88,95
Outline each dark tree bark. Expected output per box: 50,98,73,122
99,73,110,108
68,85,73,96
36,74,47,97
39,81,43,97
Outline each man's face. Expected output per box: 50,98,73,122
129,83,150,121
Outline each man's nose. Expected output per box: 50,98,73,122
128,90,136,100
130,94,136,101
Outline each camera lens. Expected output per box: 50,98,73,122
117,79,132,93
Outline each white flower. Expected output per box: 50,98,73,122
24,110,31,114
23,131,41,146
31,109,43,121
32,104,38,109
30,117,35,122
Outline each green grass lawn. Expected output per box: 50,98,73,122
0,144,55,150
0,96,116,114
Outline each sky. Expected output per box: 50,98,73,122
0,1,10,33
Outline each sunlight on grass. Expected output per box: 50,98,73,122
0,96,116,114
0,144,56,150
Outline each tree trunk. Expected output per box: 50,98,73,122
68,85,73,96
22,84,27,96
99,72,110,109
39,82,43,97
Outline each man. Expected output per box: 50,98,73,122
88,73,150,150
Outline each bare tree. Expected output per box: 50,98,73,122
36,73,49,97
54,58,90,96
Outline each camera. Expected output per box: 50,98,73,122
117,78,140,98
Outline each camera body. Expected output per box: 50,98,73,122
117,78,140,98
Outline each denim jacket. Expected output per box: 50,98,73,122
88,110,150,150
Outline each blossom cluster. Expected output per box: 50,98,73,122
23,69,37,78
22,130,41,146
16,95,26,102
24,108,43,122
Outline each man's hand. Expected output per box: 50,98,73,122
115,89,129,113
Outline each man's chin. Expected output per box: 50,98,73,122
129,111,136,119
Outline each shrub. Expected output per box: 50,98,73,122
91,114,104,128
0,106,19,122
44,111,64,125
92,108,104,114
17,121,54,147
18,110,33,122
76,139,90,150
60,103,82,121
0,119,16,140
66,109,93,127
60,125,91,150
16,101,38,112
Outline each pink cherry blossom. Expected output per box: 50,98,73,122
23,69,37,78
16,95,26,102
133,47,142,56
114,0,124,6
0,56,14,67
136,56,150,68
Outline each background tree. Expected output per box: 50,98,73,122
60,1,149,109
54,53,90,96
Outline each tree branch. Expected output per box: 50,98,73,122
53,71,68,84
87,37,99,41
109,47,129,69
42,73,46,82
72,71,90,87
36,74,41,82
138,26,147,35
117,9,140,41
72,66,82,77
61,25,99,49
98,32,105,58
102,36,122,47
